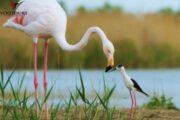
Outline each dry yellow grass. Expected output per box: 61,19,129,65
67,12,180,48
1,12,180,45
2,12,180,47
0,12,180,68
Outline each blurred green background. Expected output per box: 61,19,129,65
0,1,180,69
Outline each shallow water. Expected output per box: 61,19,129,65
3,69,180,108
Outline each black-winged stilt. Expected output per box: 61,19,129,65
106,64,149,117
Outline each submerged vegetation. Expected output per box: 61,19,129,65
0,68,179,119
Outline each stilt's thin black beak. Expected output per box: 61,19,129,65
105,66,112,72
105,66,116,72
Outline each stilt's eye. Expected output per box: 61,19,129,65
118,64,123,68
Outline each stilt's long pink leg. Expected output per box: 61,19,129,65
43,41,49,117
133,92,136,115
34,43,38,114
129,90,133,117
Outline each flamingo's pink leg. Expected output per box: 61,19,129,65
34,43,38,114
13,16,18,24
43,41,49,117
19,16,24,25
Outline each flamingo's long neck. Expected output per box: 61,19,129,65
54,27,108,51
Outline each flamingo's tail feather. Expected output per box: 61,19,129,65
3,19,14,28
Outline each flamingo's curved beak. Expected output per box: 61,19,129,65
105,58,114,72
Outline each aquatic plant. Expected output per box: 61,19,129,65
143,94,177,110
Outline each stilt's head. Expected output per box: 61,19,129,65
116,64,123,70
105,64,124,72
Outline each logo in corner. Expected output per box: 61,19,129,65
0,0,27,16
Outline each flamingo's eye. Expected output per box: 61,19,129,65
107,49,111,53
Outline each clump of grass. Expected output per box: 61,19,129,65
95,77,116,111
143,94,177,110
65,70,98,119
0,67,60,120
65,70,118,119
95,77,116,119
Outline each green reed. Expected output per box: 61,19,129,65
0,67,60,120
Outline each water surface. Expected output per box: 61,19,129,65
4,69,180,108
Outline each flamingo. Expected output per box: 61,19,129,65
106,64,149,117
3,0,115,117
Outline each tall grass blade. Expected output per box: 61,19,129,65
90,97,97,106
104,85,116,103
9,81,18,100
4,70,14,90
37,99,42,111
1,66,4,86
51,103,61,120
22,89,32,109
0,82,2,97
70,91,77,106
0,66,4,98
76,86,86,103
95,91,107,110
78,69,85,97
17,74,25,92
3,106,10,118
103,75,107,96
9,80,24,107
43,83,54,103
66,95,72,111
13,108,20,120
87,97,97,111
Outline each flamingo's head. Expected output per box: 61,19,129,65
103,40,115,72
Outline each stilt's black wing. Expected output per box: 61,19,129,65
131,78,149,97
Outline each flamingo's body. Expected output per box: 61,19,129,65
106,65,149,117
3,0,115,117
7,0,66,40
